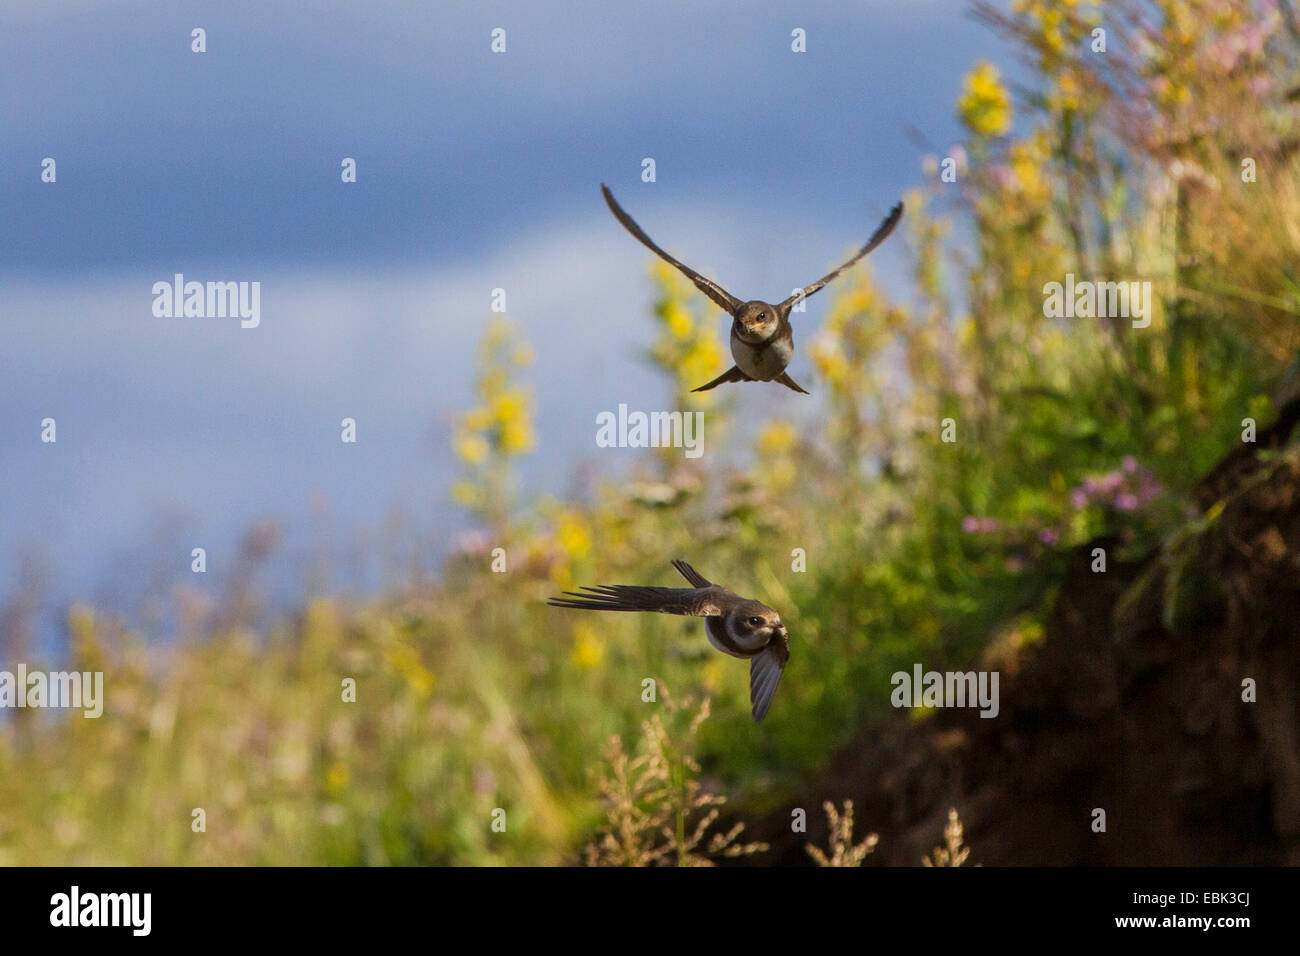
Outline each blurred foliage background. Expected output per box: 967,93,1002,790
2,0,1298,864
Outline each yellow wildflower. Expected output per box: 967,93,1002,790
571,623,605,670
756,421,798,457
810,339,850,387
958,61,1012,137
1008,131,1051,206
325,762,349,794
665,302,693,340
499,420,535,455
555,510,591,560
1050,71,1082,113
489,390,527,427
387,644,436,698
454,432,490,464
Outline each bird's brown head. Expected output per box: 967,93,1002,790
727,599,785,649
734,300,780,342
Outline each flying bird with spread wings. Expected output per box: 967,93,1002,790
547,560,790,722
601,184,903,394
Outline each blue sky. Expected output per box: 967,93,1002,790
0,1,1018,639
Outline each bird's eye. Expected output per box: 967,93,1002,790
748,616,764,627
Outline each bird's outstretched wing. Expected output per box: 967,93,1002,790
548,584,723,616
601,184,742,315
749,634,789,723
780,201,904,313
670,559,713,588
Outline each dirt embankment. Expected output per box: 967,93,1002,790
755,401,1300,865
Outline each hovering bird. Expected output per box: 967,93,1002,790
601,183,903,394
548,559,790,722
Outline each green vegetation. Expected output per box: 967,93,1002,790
1,0,1295,864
